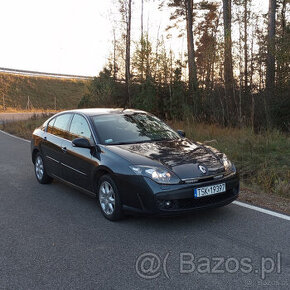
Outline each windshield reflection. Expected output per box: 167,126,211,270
91,113,180,145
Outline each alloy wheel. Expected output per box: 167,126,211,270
99,181,116,215
35,156,44,181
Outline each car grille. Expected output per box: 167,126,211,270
156,188,238,211
182,171,232,184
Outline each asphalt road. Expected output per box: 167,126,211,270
0,130,289,289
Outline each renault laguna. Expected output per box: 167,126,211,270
31,108,239,220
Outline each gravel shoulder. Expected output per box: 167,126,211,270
239,188,290,215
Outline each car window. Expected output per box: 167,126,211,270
69,114,92,141
40,119,48,131
47,117,56,134
91,113,179,145
53,114,72,139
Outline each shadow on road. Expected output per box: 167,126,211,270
51,178,232,229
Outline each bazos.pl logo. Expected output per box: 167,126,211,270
135,252,282,280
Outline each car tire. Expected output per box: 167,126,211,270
98,175,123,221
34,152,53,184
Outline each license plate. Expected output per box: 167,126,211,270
194,183,226,198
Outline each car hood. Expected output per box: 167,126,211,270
107,139,226,179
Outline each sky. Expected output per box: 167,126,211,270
0,0,269,77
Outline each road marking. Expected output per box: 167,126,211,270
233,201,290,221
0,130,30,143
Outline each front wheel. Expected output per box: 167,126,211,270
34,153,53,184
98,175,123,221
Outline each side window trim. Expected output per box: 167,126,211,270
67,113,75,133
82,113,98,145
83,114,98,145
68,113,76,133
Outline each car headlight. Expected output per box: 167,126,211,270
222,155,233,171
129,165,181,184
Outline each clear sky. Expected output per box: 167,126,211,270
0,0,269,76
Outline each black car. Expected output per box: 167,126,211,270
31,108,239,220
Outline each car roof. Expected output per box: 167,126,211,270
60,108,147,117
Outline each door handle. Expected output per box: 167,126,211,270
61,146,67,153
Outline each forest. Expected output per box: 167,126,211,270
78,0,289,132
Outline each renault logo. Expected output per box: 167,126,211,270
198,165,207,174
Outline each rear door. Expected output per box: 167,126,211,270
61,114,96,190
40,113,72,178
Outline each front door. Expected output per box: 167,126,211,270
61,114,95,191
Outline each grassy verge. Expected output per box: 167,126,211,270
0,72,87,110
0,107,59,113
0,114,52,140
1,116,289,213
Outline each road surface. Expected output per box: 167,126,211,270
0,130,289,289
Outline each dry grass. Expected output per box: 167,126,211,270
0,72,87,110
170,120,290,198
0,107,59,113
0,114,52,140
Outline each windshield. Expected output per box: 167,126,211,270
91,113,180,145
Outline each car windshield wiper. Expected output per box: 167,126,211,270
106,138,176,145
150,138,176,142
106,140,150,145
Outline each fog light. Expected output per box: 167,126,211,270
157,199,175,210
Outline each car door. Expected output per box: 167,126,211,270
61,113,96,190
40,113,72,178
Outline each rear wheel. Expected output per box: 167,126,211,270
98,175,123,221
34,153,53,184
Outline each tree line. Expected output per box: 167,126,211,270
79,0,289,132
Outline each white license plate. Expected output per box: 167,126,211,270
194,183,226,198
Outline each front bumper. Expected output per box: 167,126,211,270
118,172,239,216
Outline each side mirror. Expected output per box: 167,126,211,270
72,138,91,148
177,130,186,138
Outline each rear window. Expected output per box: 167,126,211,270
51,114,72,139
47,118,56,134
